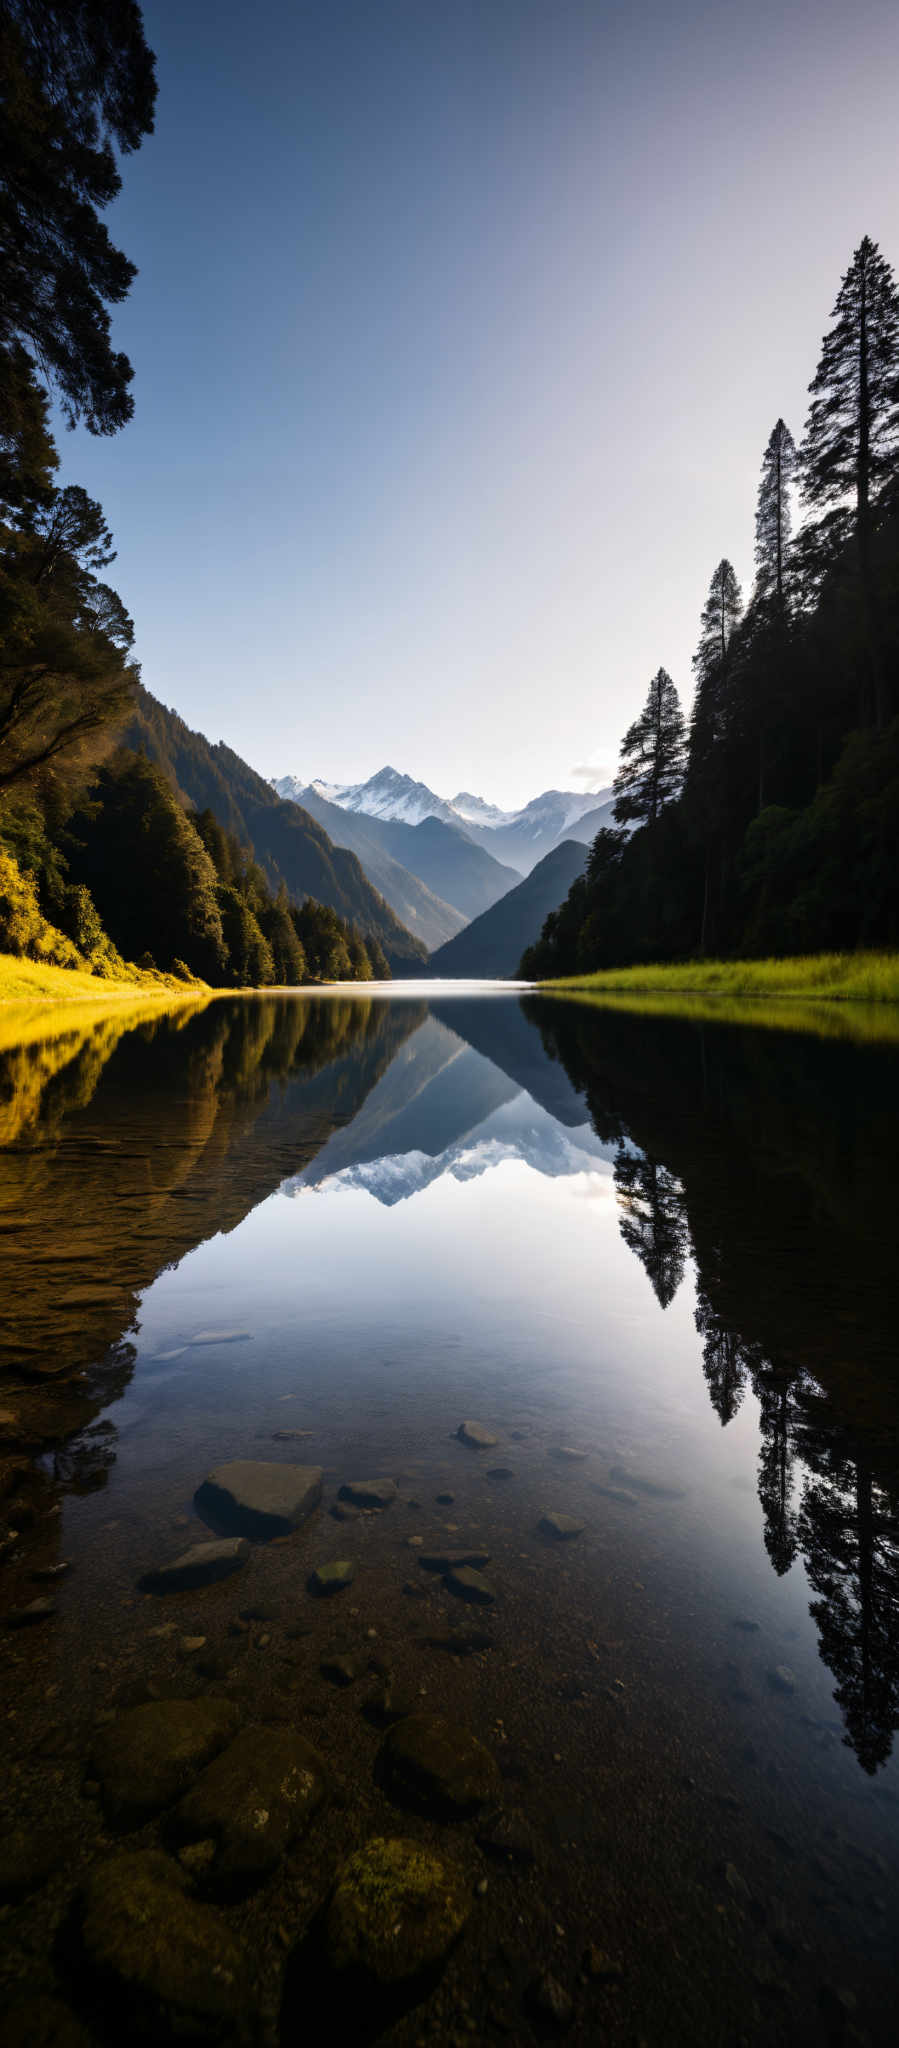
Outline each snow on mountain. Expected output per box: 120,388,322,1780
271,765,611,854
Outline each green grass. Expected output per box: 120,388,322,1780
0,951,207,1005
542,951,899,1004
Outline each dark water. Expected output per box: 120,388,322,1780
2,987,899,2045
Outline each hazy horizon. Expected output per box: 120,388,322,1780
53,0,899,810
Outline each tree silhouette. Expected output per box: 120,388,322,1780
685,560,743,949
754,421,798,611
755,1369,799,1574
799,236,899,724
614,1143,689,1308
612,667,685,830
694,1288,747,1424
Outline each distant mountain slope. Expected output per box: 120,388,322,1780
123,689,427,971
426,840,588,978
562,793,619,844
454,789,613,873
291,783,521,922
278,783,465,952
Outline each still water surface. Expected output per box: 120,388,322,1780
2,988,898,2044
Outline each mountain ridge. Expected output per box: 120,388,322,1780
272,765,611,873
426,839,588,979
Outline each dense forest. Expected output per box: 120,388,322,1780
523,236,899,976
0,5,400,987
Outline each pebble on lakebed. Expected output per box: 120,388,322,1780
337,1478,398,1509
309,1559,356,1596
538,1512,584,1541
456,1420,499,1448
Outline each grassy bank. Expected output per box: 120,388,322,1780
0,952,208,1006
542,951,899,1004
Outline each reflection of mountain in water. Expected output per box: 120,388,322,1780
287,1013,616,1204
525,995,899,1777
1,996,425,1432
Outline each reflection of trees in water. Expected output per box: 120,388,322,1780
614,1145,689,1308
523,996,899,1773
797,1435,899,1775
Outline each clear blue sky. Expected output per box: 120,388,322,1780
58,0,899,808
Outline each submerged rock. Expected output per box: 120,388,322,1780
549,1446,589,1462
527,1971,574,2030
326,1835,470,1987
456,1421,498,1449
538,1512,584,1541
309,1559,355,1596
0,1823,65,1902
337,1478,397,1510
4,1996,93,2048
381,1712,500,1816
70,1850,251,2040
92,1698,239,1830
138,1537,249,1593
418,1548,490,1572
445,1565,496,1605
5,1596,56,1627
170,1726,327,1891
194,1460,322,1540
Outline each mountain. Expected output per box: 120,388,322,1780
561,793,620,844
123,689,427,972
273,766,611,874
289,783,522,924
273,784,466,953
297,765,461,828
426,839,588,979
454,789,613,873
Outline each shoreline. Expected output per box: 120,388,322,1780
540,949,899,1005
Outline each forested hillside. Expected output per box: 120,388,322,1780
524,236,899,978
124,689,427,971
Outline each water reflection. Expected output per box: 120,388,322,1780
3,987,899,1781
524,995,899,1776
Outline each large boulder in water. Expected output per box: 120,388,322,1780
92,1698,239,1830
169,1726,327,1892
194,1460,322,1540
69,1850,251,2041
380,1712,499,1816
326,1835,470,1987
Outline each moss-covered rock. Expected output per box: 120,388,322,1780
169,1726,327,1892
71,1850,251,2040
326,1836,470,1987
92,1698,239,1829
380,1713,500,1816
4,1995,93,2048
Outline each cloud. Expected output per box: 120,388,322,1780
570,757,616,787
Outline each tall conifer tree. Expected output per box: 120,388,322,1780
799,237,899,722
754,420,797,609
612,668,685,829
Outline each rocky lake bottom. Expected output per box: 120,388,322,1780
1,990,898,2046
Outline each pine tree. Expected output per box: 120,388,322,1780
799,237,899,722
754,421,797,609
612,667,685,829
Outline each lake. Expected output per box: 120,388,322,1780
1,986,898,2046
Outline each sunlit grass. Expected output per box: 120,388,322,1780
537,953,899,1044
0,950,208,1006
542,952,899,1003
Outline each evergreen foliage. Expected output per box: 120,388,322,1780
523,234,899,979
0,0,157,433
612,667,685,828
